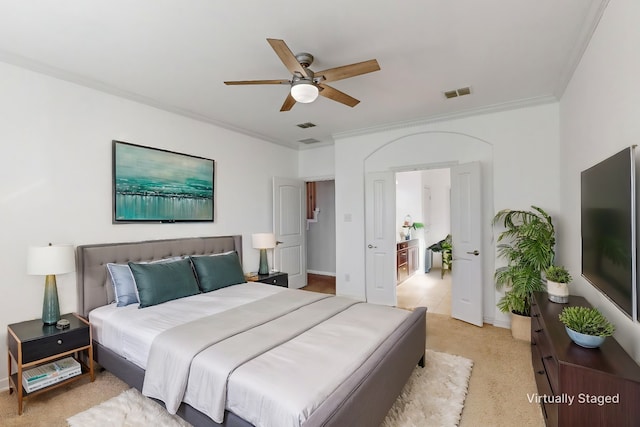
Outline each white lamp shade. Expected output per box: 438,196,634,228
27,245,76,275
290,82,319,103
252,233,276,249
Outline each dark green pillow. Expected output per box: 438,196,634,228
128,258,200,308
190,252,246,292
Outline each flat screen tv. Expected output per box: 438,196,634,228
112,141,215,223
581,146,636,320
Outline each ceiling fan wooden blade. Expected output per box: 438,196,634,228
224,79,289,85
318,84,360,107
315,59,380,83
267,38,308,78
280,93,297,111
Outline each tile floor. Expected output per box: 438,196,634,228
396,269,452,315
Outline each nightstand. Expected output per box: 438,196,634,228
252,272,288,287
7,313,95,414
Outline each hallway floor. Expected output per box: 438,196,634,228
396,269,451,315
304,270,451,316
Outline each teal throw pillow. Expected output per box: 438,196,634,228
129,258,200,308
191,251,246,292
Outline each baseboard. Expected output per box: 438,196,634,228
307,270,336,277
492,318,511,329
0,376,8,392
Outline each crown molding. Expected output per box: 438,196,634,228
553,0,610,98
0,50,299,150
332,95,558,141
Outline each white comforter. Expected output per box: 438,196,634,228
90,282,283,368
90,283,410,427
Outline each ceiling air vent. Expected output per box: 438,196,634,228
298,138,321,144
444,86,472,99
296,122,316,129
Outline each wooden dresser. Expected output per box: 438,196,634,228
396,239,419,284
531,292,640,426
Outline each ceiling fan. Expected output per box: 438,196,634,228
224,38,380,112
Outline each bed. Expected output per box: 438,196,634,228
76,235,427,427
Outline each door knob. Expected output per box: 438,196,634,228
466,250,480,256
368,244,377,248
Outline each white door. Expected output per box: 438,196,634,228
450,162,483,326
273,177,306,289
364,172,396,305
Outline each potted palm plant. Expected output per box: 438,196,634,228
545,265,572,303
558,306,615,348
493,206,555,341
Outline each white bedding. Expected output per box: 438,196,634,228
89,282,284,368
90,283,410,427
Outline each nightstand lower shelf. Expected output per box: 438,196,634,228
9,359,93,399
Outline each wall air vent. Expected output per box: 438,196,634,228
298,138,321,144
444,86,472,99
296,122,317,129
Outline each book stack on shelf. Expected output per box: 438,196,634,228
21,357,81,393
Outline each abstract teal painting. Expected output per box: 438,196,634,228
112,141,214,222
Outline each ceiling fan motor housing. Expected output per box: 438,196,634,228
295,52,314,68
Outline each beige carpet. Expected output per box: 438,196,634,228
67,349,472,427
0,312,544,427
426,313,545,427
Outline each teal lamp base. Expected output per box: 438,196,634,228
258,248,269,275
42,274,61,325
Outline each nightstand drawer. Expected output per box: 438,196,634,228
258,273,288,287
21,326,89,364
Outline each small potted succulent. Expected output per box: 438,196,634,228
545,265,572,303
558,306,615,348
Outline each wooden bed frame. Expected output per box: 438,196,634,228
76,235,427,427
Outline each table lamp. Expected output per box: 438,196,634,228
252,233,276,275
27,243,76,325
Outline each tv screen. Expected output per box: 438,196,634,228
581,147,636,320
112,141,215,222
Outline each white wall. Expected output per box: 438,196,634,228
298,145,335,179
559,0,640,362
421,168,451,249
0,61,298,385
333,103,561,326
395,171,423,240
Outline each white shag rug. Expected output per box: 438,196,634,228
68,349,472,427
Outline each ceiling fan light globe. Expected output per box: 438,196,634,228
291,82,319,103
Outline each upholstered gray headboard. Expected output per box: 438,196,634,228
76,235,242,318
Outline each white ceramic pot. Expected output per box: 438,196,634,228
547,280,569,303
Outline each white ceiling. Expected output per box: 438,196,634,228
0,1,609,150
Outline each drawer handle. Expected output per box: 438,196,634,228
537,370,545,375
533,313,540,317
535,328,543,333
57,339,63,345
544,355,553,360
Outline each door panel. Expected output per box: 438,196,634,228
273,177,306,289
365,172,396,305
450,162,483,326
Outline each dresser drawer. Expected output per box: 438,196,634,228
532,343,558,426
21,326,90,364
